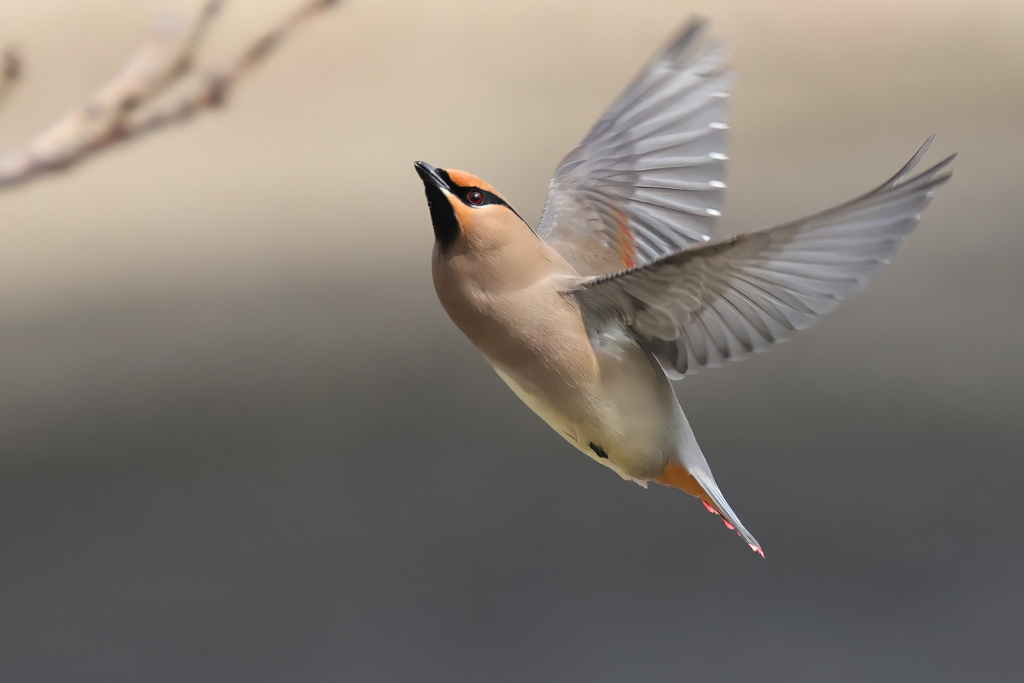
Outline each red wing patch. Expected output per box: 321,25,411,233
610,206,637,269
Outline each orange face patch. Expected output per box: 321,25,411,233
435,166,522,241
444,168,504,200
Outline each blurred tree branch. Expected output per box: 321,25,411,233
0,47,20,109
0,0,340,191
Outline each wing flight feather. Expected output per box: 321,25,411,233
537,18,733,276
572,139,954,377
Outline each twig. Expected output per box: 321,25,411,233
0,47,21,109
0,0,340,190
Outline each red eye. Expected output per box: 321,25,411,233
467,190,484,205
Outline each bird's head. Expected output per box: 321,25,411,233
414,161,528,253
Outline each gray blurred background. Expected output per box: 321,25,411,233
0,0,1021,681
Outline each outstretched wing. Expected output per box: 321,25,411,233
572,139,954,377
536,18,733,276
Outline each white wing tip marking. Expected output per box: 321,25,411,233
709,122,729,130
709,180,726,188
706,208,722,217
702,235,711,241
712,91,730,98
709,152,729,160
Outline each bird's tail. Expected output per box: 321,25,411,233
656,406,764,557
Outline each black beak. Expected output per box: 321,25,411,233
414,161,451,193
414,160,460,251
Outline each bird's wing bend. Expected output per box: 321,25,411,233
536,17,733,276
571,139,954,377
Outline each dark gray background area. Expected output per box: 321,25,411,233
0,0,1021,681
0,271,1021,682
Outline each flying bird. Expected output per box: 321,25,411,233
414,18,953,556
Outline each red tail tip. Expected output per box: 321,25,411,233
748,543,765,558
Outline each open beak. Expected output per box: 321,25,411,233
414,161,451,193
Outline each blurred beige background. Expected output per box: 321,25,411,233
0,1,1021,681
0,0,1019,428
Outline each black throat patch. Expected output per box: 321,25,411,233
422,182,459,251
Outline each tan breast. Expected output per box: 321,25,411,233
431,212,601,408
430,213,677,483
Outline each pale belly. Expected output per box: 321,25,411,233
432,256,675,481
490,337,674,483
